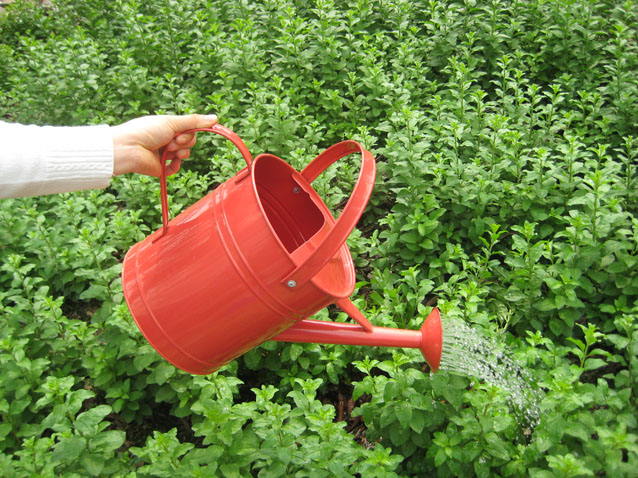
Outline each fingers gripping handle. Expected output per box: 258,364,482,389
283,141,376,287
159,124,252,237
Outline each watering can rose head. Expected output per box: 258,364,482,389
122,124,443,374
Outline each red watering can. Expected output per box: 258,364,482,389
121,124,442,374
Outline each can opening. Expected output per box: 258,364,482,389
254,155,325,254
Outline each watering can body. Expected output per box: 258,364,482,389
122,125,442,374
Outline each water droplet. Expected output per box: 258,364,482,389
439,319,542,428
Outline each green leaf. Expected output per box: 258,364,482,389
243,349,262,370
434,447,447,467
529,470,555,478
546,416,566,443
0,423,11,440
535,433,553,454
147,362,176,384
410,409,425,434
42,405,70,432
89,430,125,453
606,261,627,274
583,358,607,371
534,299,555,312
565,422,590,441
554,294,567,310
400,231,420,244
134,352,157,372
389,424,409,446
79,284,107,300
289,343,303,361
67,389,96,416
80,452,105,476
299,356,310,370
485,432,510,460
74,405,112,437
220,463,242,477
395,402,412,429
504,289,527,302
379,405,395,429
383,381,398,402
53,436,87,463
549,318,567,336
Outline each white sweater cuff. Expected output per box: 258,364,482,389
0,122,114,199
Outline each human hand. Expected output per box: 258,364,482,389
111,114,218,177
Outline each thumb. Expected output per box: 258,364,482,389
167,114,218,134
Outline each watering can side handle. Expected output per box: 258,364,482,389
282,141,376,288
159,124,253,237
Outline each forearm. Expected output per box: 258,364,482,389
0,114,217,199
0,122,114,199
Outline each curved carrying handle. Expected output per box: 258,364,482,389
283,140,376,288
159,124,252,237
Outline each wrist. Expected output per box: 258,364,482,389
111,125,140,176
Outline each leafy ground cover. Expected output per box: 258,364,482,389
1,0,637,476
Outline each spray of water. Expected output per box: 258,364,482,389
439,318,542,428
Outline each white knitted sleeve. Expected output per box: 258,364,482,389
0,121,114,199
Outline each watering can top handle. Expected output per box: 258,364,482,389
283,140,376,288
159,124,253,236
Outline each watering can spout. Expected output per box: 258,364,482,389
273,306,443,372
419,307,442,372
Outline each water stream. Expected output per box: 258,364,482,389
439,318,542,428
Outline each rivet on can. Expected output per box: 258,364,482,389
287,280,297,288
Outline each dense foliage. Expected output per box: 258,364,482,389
1,0,637,476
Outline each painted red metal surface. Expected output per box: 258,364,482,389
274,307,442,372
121,124,443,374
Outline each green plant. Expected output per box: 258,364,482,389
1,0,637,476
